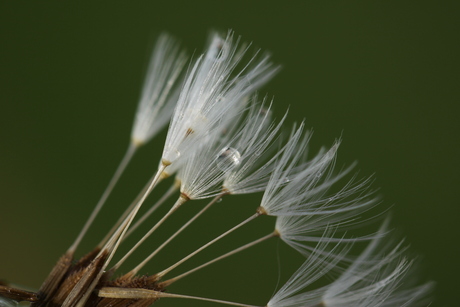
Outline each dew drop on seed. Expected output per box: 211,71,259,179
217,147,241,171
170,149,181,161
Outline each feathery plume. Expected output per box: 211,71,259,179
268,220,433,307
131,33,188,146
161,31,280,166
222,96,287,195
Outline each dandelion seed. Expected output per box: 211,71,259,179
223,96,287,195
131,33,188,146
267,220,434,307
161,31,280,167
67,33,187,255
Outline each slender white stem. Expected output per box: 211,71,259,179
130,193,226,276
69,142,137,254
72,164,167,307
98,287,261,307
156,291,261,307
111,194,187,272
101,164,166,254
162,232,276,286
156,212,261,279
124,180,180,240
97,171,170,248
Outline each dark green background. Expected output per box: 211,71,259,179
0,1,458,306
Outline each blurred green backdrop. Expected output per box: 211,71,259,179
0,1,458,306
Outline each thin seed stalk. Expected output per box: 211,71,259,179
124,180,180,240
130,192,227,275
155,212,261,279
97,171,174,248
70,165,167,307
98,287,261,307
111,194,188,272
69,142,138,254
161,231,276,287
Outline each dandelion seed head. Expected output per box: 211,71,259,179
1,29,433,307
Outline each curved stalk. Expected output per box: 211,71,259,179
130,193,226,276
111,194,188,272
155,212,261,279
98,287,261,307
161,231,276,287
124,180,180,240
69,142,137,254
68,164,167,307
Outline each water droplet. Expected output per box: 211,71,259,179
217,198,223,203
216,147,241,171
316,172,323,178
